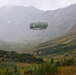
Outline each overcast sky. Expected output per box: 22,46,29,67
0,0,76,11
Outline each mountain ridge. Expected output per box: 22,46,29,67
0,4,76,52
0,4,76,42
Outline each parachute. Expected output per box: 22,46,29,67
30,21,48,30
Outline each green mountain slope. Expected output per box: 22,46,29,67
35,25,76,57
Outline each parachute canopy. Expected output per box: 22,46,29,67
30,21,48,30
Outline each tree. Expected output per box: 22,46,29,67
51,58,54,64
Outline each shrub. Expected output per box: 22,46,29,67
33,63,58,75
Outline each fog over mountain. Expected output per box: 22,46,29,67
0,4,76,52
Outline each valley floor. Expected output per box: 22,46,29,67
0,62,76,75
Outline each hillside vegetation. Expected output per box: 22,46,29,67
0,50,43,63
35,26,76,58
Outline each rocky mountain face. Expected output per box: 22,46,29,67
0,4,76,52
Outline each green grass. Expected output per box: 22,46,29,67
0,62,38,74
0,62,76,75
